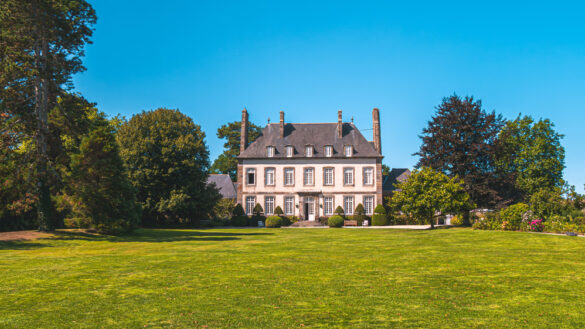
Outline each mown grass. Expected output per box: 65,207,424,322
0,228,584,328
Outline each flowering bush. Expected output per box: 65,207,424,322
528,219,544,232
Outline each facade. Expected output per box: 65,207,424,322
237,108,383,220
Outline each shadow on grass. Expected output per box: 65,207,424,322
47,228,272,243
0,240,48,250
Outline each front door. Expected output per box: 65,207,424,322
305,197,315,221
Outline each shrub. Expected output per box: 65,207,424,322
328,215,344,228
266,216,283,228
289,216,300,224
528,218,544,232
450,215,463,226
318,217,329,226
334,206,345,217
253,203,264,216
249,215,265,227
231,215,248,227
213,198,235,219
372,214,388,226
500,203,529,231
274,206,284,215
393,214,408,225
374,204,387,215
472,212,501,230
353,204,365,226
233,203,245,216
280,216,292,226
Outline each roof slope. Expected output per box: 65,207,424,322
239,122,381,159
207,174,236,199
382,168,411,192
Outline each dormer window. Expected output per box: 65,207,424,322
344,145,353,157
266,146,275,158
305,145,313,157
286,146,293,158
324,145,333,157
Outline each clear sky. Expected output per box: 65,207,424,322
73,0,585,192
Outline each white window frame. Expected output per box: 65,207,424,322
246,168,256,185
324,196,334,215
284,196,294,215
324,145,333,157
305,145,313,157
265,196,275,215
363,196,374,215
363,167,374,185
284,168,294,186
344,196,354,215
343,168,354,186
344,145,353,157
245,196,256,215
286,146,293,158
266,146,275,158
304,168,314,186
324,168,334,186
265,168,275,186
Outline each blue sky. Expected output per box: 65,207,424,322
73,1,585,192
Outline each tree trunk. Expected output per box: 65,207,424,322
429,214,435,229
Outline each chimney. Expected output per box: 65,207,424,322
240,108,248,154
337,110,343,138
372,108,381,154
279,111,284,138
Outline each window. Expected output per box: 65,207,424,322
266,146,275,158
324,196,333,215
324,145,333,157
344,145,353,157
285,196,294,215
305,145,313,157
343,168,354,185
246,168,256,185
246,196,256,215
265,196,274,215
286,146,293,157
284,168,294,186
363,167,374,185
323,168,334,186
364,196,374,215
344,196,354,215
304,168,314,185
265,168,275,186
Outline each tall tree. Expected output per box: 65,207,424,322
0,0,96,231
496,115,565,199
415,95,509,211
210,121,262,180
117,109,221,226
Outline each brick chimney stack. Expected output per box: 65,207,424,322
279,111,285,138
372,108,381,154
240,108,248,154
337,110,343,138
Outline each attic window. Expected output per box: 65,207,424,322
305,145,313,157
324,145,333,157
344,145,353,157
266,146,275,158
286,146,293,158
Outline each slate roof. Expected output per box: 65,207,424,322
207,174,237,199
382,168,411,192
238,122,381,159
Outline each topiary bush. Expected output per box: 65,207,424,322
371,204,388,226
318,217,329,226
231,215,248,227
328,215,344,228
334,206,345,217
274,206,284,216
265,216,283,228
280,216,292,227
353,203,365,226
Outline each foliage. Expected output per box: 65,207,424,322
328,215,344,228
213,198,235,219
334,206,345,217
390,167,473,228
253,203,264,216
233,203,245,217
499,203,529,231
274,206,284,215
528,219,544,232
353,203,365,226
265,216,283,228
374,204,386,215
529,188,564,219
371,214,389,226
415,95,512,209
472,212,502,230
230,215,248,227
496,115,565,199
382,164,391,177
318,217,329,226
210,121,262,180
117,109,221,226
450,215,463,226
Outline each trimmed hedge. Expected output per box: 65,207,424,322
231,215,248,227
328,215,344,228
372,214,388,226
334,206,345,216
266,216,283,228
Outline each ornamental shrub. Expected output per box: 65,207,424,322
500,203,529,231
253,203,264,216
249,214,265,227
233,203,245,216
528,218,544,232
450,215,463,226
231,215,248,227
266,216,283,228
372,214,388,226
280,216,292,227
328,215,344,228
334,206,345,217
318,217,329,225
374,204,387,215
353,204,365,226
274,206,284,215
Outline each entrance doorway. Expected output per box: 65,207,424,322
304,197,315,221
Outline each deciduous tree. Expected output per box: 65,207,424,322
210,121,262,180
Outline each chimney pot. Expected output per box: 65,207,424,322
240,108,249,154
337,110,343,138
372,108,381,154
279,111,284,138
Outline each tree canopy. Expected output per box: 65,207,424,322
210,120,262,180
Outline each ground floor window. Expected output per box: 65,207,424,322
284,196,294,215
344,196,354,215
324,196,333,215
265,196,275,215
246,196,255,215
364,196,374,215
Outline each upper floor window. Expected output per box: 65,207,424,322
265,168,275,186
324,145,333,157
305,145,313,157
363,167,374,185
246,168,256,185
344,145,353,157
266,146,275,158
284,168,295,186
304,167,314,186
323,168,334,186
343,168,354,185
286,146,294,158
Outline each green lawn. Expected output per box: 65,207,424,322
0,228,584,328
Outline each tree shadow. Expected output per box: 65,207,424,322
0,240,48,250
